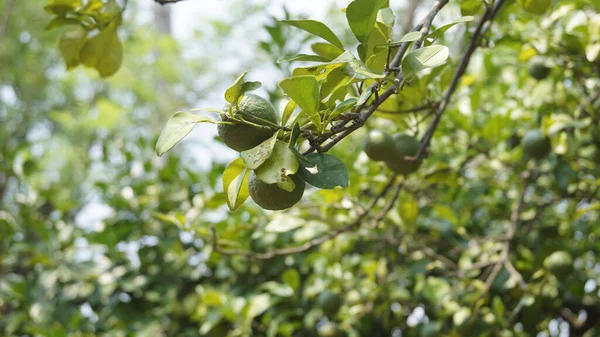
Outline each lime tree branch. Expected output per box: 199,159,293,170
302,0,450,155
478,169,533,307
413,0,507,161
210,175,403,260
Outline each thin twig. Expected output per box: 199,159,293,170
211,174,400,260
412,0,507,162
302,0,450,155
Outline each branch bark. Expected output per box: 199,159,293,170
413,0,507,161
211,175,403,260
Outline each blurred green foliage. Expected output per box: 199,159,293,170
1,0,599,337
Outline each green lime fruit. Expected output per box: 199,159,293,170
384,133,422,175
217,94,279,152
544,251,573,277
363,129,395,162
248,172,305,211
528,59,551,80
316,290,342,316
522,130,551,159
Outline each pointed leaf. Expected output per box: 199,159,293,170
225,71,249,104
255,141,300,185
346,0,386,43
278,54,331,63
343,59,385,79
59,27,87,69
222,158,251,211
241,133,278,170
427,16,474,40
279,76,321,129
374,31,422,52
298,153,349,189
281,20,344,49
516,0,551,14
311,43,345,60
79,25,123,77
402,45,449,79
156,112,215,156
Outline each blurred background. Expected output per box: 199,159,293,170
1,0,599,336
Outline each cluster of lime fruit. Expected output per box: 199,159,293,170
363,126,551,173
217,94,305,211
362,130,423,175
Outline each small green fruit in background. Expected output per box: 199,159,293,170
543,251,573,277
316,290,342,316
528,59,551,80
385,133,422,175
217,94,279,152
248,172,305,211
363,129,395,162
522,129,551,159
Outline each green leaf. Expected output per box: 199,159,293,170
278,54,331,63
79,25,123,77
155,112,215,156
374,31,422,52
281,20,344,49
244,294,272,320
46,16,81,30
434,205,458,226
311,43,345,60
427,16,474,41
241,133,278,170
402,45,449,79
343,59,385,79
255,141,300,185
225,71,261,105
346,0,386,43
289,123,301,148
279,76,321,129
222,158,251,211
516,0,551,14
58,27,87,69
377,8,395,29
44,0,81,14
282,100,297,127
399,198,419,226
260,282,294,297
298,153,349,189
282,269,301,291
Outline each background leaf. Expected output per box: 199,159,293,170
281,20,344,49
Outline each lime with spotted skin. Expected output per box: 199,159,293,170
217,94,279,152
248,172,305,211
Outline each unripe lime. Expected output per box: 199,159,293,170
316,290,342,316
248,172,305,211
363,129,395,162
384,133,422,175
543,251,573,277
522,130,551,159
528,59,550,80
217,94,279,152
